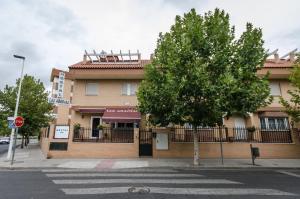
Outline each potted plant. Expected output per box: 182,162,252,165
73,123,81,137
97,124,104,138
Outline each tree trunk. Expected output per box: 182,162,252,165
21,135,24,149
193,127,199,165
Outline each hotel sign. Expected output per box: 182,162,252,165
57,72,65,98
106,109,138,113
54,125,69,139
48,97,70,105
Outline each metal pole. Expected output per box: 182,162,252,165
10,128,19,166
219,127,224,165
7,58,25,160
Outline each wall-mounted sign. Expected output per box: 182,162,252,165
57,72,65,98
48,97,70,105
106,108,138,113
54,125,69,139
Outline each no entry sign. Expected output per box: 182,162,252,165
14,116,24,128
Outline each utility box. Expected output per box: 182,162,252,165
251,147,260,158
156,133,169,150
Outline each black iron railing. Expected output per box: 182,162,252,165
170,127,292,143
73,127,134,143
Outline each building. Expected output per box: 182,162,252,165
40,50,300,159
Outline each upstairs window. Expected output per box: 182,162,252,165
260,117,289,130
86,83,99,96
122,83,137,96
269,82,281,96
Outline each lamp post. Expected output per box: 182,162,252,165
7,55,25,161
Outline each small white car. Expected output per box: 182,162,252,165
0,137,10,144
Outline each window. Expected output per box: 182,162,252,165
269,82,281,96
122,83,137,96
86,83,98,96
260,117,289,130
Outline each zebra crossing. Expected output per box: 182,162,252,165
42,169,297,197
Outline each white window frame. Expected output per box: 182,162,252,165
86,83,99,96
122,83,137,96
269,82,281,96
260,117,289,130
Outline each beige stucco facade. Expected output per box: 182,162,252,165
40,54,300,159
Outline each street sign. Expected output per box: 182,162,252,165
14,116,24,128
7,116,15,129
8,120,15,129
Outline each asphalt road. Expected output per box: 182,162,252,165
0,168,299,199
0,144,9,155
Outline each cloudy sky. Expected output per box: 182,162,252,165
0,0,299,90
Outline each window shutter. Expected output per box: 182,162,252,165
122,83,128,95
270,82,281,96
130,83,137,95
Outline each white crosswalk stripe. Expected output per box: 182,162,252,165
46,173,202,177
277,170,300,178
53,178,240,184
61,187,296,196
43,171,297,196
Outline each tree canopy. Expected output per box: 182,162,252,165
0,75,53,137
138,8,271,127
137,8,272,165
280,56,300,126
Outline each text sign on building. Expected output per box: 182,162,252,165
106,109,138,113
57,72,65,98
54,125,69,139
48,97,70,105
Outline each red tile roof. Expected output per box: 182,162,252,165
263,59,295,68
69,59,151,69
68,58,296,70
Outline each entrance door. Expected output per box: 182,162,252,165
234,117,247,140
91,117,102,137
139,130,152,156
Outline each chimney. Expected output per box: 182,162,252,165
274,53,279,62
83,54,87,64
289,53,295,62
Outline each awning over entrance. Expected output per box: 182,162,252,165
102,108,141,123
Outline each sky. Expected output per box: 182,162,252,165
0,0,299,90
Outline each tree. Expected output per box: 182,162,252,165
137,8,271,165
280,56,300,127
0,75,53,147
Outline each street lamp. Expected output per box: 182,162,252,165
7,55,25,163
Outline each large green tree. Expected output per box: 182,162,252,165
280,56,300,126
0,75,53,146
138,8,271,165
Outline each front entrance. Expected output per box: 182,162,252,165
234,116,247,140
91,116,102,137
139,130,153,156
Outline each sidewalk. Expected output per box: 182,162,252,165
1,143,300,170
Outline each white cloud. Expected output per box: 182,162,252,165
0,0,299,90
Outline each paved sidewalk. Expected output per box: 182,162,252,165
1,143,300,170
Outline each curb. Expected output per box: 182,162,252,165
0,166,299,171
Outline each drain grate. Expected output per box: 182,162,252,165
128,187,150,194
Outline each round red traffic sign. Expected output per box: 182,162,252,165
14,116,24,127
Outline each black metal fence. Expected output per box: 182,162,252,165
170,127,292,143
73,127,134,143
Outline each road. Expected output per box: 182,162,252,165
0,168,299,199
0,144,8,155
